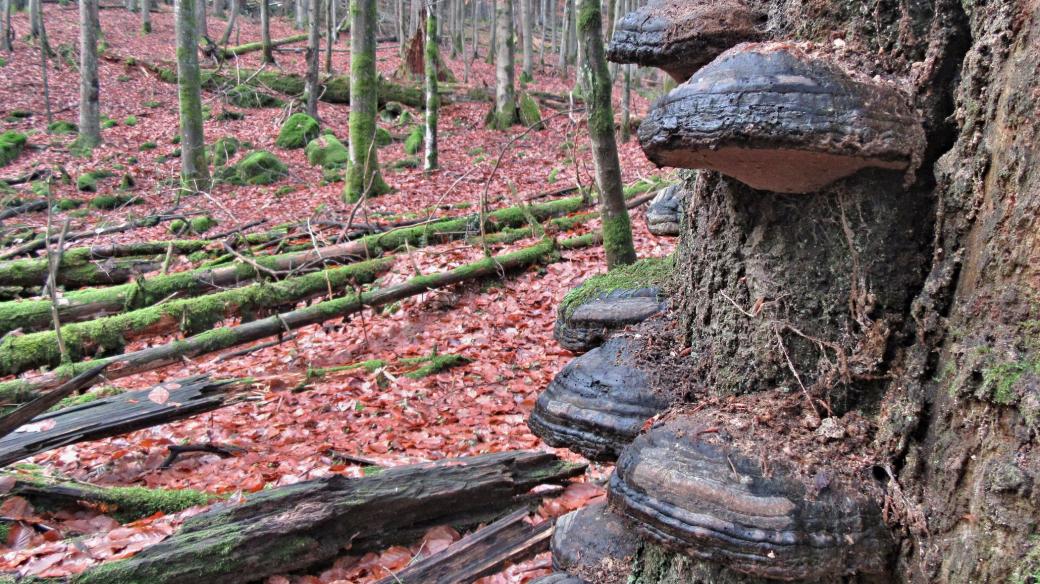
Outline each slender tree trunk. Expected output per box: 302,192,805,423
212,0,223,18
519,0,532,79
295,0,306,29
492,0,516,129
576,0,634,267
77,0,101,149
396,0,406,56
469,0,477,58
538,0,547,64
175,0,211,195
619,63,630,142
424,0,438,171
304,0,320,117
38,1,52,125
557,0,569,73
196,0,207,39
486,0,496,63
141,0,151,32
219,0,236,44
28,0,38,37
325,0,334,73
565,0,574,61
260,0,274,63
1,0,11,53
344,0,389,202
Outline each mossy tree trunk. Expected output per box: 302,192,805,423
77,0,101,149
260,0,274,63
576,0,634,268
492,0,516,129
176,0,211,195
344,0,389,202
304,0,320,117
519,0,532,80
423,0,438,171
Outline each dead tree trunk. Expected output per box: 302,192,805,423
73,451,584,584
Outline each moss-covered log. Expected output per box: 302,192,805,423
0,241,210,289
194,68,424,108
0,234,598,400
0,258,392,376
0,375,241,465
217,33,308,58
72,451,584,584
0,213,184,260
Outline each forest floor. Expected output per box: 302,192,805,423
0,5,674,582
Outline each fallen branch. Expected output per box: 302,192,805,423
217,33,308,58
0,200,48,222
0,213,190,260
160,443,244,469
73,451,584,584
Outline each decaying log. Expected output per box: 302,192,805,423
0,200,48,222
218,33,308,58
373,508,554,584
0,375,242,466
0,363,107,440
0,213,189,260
73,451,586,584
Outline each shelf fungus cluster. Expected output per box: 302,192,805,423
550,502,640,584
607,414,895,581
644,185,686,236
527,336,672,461
553,287,668,353
638,42,926,193
606,0,766,82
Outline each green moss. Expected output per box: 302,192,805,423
52,386,125,410
47,120,77,134
518,93,543,129
403,125,423,155
305,134,349,168
1012,536,1040,584
389,156,420,170
210,136,241,166
275,113,320,149
233,151,288,185
602,212,637,266
102,117,118,129
227,84,283,109
124,115,138,126
561,255,673,317
982,359,1039,405
0,131,27,167
402,352,469,379
54,198,83,211
216,109,245,121
89,193,140,209
139,141,157,151
374,126,393,147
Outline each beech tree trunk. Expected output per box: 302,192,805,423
1,0,12,52
28,0,38,37
576,0,633,268
304,0,320,117
344,0,389,202
519,0,532,79
424,0,438,170
77,0,101,148
492,0,516,129
260,0,273,63
141,0,151,33
175,0,211,195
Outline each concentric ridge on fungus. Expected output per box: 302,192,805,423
607,414,895,580
606,0,766,82
553,287,667,353
645,185,685,236
527,336,672,461
638,42,926,193
552,502,639,583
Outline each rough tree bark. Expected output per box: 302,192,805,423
175,0,211,195
77,0,101,149
576,0,634,267
344,0,389,202
424,0,438,170
492,0,516,129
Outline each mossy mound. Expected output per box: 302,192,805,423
560,256,675,318
47,120,77,134
170,215,218,235
375,127,393,147
89,193,140,209
305,134,349,168
231,151,288,185
76,170,114,193
54,198,83,211
227,84,283,108
0,131,27,167
518,93,545,130
403,126,423,155
389,156,420,170
210,136,241,166
275,113,320,149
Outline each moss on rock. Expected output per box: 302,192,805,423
0,131,27,167
210,136,241,166
227,84,283,108
403,126,423,155
275,113,320,149
47,120,77,134
518,93,544,130
305,134,349,168
233,151,288,185
89,193,140,209
375,126,393,147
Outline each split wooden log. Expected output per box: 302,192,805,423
0,257,392,376
73,451,585,584
0,195,588,336
373,508,554,584
0,375,242,467
0,234,597,401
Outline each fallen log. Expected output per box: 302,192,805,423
73,451,584,584
0,195,588,335
0,375,242,466
218,33,308,58
373,508,554,584
0,200,48,222
0,257,393,376
0,213,189,260
0,363,107,439
0,234,598,400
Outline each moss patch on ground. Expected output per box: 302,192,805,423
0,131,27,167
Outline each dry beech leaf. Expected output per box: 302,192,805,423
147,387,170,405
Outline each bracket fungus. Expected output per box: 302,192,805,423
607,414,895,581
527,336,672,461
554,287,668,353
639,43,926,193
645,185,686,236
530,575,587,584
552,502,640,584
606,0,766,82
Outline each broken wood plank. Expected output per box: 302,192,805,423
73,451,585,584
0,375,242,467
374,508,554,584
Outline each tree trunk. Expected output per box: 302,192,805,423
1,0,11,52
195,0,207,39
175,0,211,195
294,0,306,29
519,0,532,79
260,0,273,63
486,0,496,63
492,0,516,129
28,0,38,36
324,0,334,73
424,0,438,171
73,451,583,584
344,0,389,202
140,0,150,32
218,0,235,44
576,0,634,268
304,0,320,117
396,0,406,56
77,0,101,149
556,0,569,73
